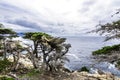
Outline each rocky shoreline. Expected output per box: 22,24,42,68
93,51,120,69
3,55,120,80
1,71,120,80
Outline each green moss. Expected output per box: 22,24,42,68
0,44,2,49
0,59,12,73
25,69,43,77
0,76,14,80
0,44,3,55
92,44,120,55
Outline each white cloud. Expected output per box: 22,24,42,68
0,0,120,36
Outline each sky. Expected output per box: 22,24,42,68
0,0,120,36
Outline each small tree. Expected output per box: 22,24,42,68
6,40,26,70
23,32,53,68
23,32,71,71
46,37,71,71
0,24,25,72
0,24,17,59
91,10,120,41
90,12,120,68
91,20,120,41
23,32,51,58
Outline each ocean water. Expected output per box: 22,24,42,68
64,36,120,76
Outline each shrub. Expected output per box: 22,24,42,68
78,66,89,72
116,60,120,66
92,44,120,55
26,69,42,77
0,59,12,73
0,76,14,80
0,44,3,49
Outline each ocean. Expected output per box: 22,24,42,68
64,36,120,76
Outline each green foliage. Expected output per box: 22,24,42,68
115,60,120,69
117,60,120,66
32,32,51,39
90,15,120,41
0,24,17,40
16,43,23,50
92,44,120,55
0,76,14,80
23,32,34,39
0,59,12,73
23,32,71,72
112,20,120,26
26,69,42,77
79,66,89,72
0,28,16,34
23,32,51,40
0,44,3,49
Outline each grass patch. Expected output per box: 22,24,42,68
0,76,14,80
117,61,120,66
27,69,40,77
92,44,120,55
20,69,43,77
18,69,44,80
0,59,13,73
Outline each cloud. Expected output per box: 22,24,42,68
0,0,120,36
5,19,42,30
110,0,120,7
82,0,96,6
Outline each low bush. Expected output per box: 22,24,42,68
0,76,14,80
0,59,12,73
25,69,43,77
78,66,89,72
92,44,120,55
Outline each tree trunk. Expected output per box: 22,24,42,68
12,51,20,71
33,41,38,58
27,47,38,69
14,51,20,70
30,52,38,69
3,39,7,60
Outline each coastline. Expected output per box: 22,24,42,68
5,54,120,80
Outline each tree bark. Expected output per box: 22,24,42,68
27,46,38,69
33,41,38,58
3,39,7,60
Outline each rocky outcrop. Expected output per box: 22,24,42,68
69,71,120,80
8,55,34,69
18,71,120,80
1,66,120,80
93,51,120,69
6,55,120,80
